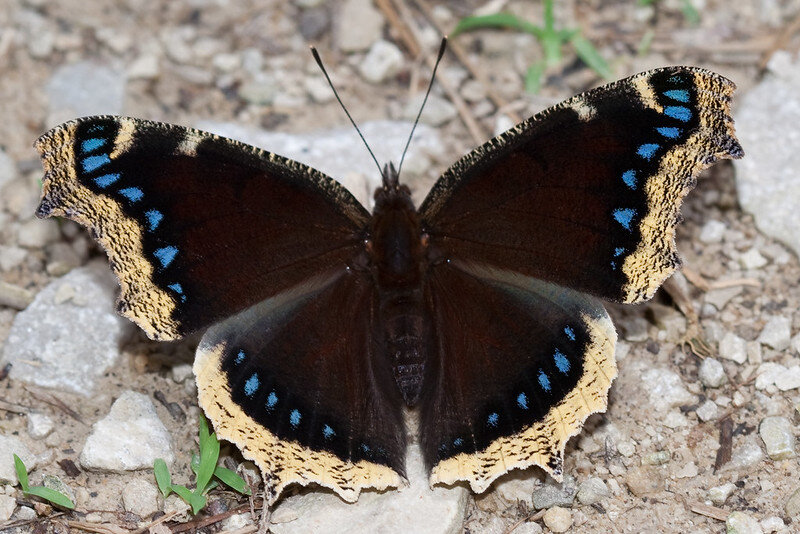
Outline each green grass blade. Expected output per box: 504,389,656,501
543,0,555,31
26,486,75,510
13,454,29,491
153,459,172,498
189,491,207,515
452,13,540,36
570,33,613,80
195,417,220,493
680,0,700,25
524,62,546,93
170,485,195,510
214,466,251,495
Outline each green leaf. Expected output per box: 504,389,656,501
452,13,540,37
540,31,563,67
153,459,172,498
13,454,29,491
188,491,207,515
26,486,75,510
170,484,195,509
214,466,251,495
543,0,555,31
524,62,546,93
570,33,613,80
680,0,700,25
195,417,220,493
190,453,200,475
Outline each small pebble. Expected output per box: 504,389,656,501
0,281,34,310
724,436,764,471
576,477,609,505
719,332,747,364
532,475,576,509
513,522,543,534
775,365,800,391
642,450,670,465
739,247,768,269
404,93,456,127
755,362,786,390
642,368,695,411
698,357,727,388
696,399,719,422
27,412,55,439
663,410,688,428
0,494,16,521
122,479,160,518
726,511,763,534
492,474,537,508
17,218,61,248
542,506,572,533
704,286,742,311
336,0,384,52
359,40,403,84
0,246,27,271
625,466,664,496
0,435,37,484
14,505,36,521
170,363,194,384
759,416,796,460
698,220,726,243
785,487,800,520
707,482,736,506
42,474,75,506
757,316,792,351
673,461,698,478
759,516,784,533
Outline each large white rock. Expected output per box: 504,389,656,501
1,262,133,395
80,391,174,472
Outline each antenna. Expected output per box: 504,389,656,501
397,37,448,178
310,47,383,178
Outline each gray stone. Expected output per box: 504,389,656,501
0,494,15,521
492,472,537,508
738,248,769,270
359,40,403,84
758,416,796,460
0,246,27,272
238,74,279,105
757,316,792,351
576,477,609,505
0,281,34,310
532,474,576,509
735,51,800,258
696,400,719,422
0,435,37,485
336,0,384,52
127,54,160,79
195,120,444,208
699,357,727,388
513,522,543,534
17,218,60,248
14,505,36,521
404,93,457,127
719,332,747,364
80,391,175,472
786,487,800,520
755,362,786,390
1,263,133,395
663,410,689,428
704,286,743,311
542,506,572,533
775,365,800,391
45,242,83,276
122,479,160,518
707,482,736,506
0,148,15,193
642,368,695,411
698,219,726,243
625,466,664,496
27,412,55,439
46,61,125,120
42,474,75,506
759,516,784,533
723,436,764,471
726,511,763,534
269,443,468,534
642,451,670,465
170,363,194,384
617,315,649,342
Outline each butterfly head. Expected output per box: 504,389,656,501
374,162,412,209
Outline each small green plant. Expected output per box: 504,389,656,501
14,454,75,510
154,414,250,514
638,0,700,25
452,0,612,92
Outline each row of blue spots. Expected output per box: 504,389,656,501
517,392,528,410
538,370,551,392
168,283,186,302
612,208,636,231
82,154,111,174
622,169,637,190
154,246,178,268
487,412,499,427
81,137,108,153
656,126,682,139
564,326,576,341
94,173,120,188
637,143,660,161
145,210,163,231
119,187,143,203
664,88,689,102
664,105,692,122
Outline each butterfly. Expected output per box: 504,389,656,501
34,65,742,504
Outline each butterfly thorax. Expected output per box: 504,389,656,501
367,167,431,406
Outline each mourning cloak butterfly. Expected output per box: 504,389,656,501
35,66,742,504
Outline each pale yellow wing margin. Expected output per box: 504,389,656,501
621,69,742,303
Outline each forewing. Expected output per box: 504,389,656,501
35,116,370,339
420,260,617,491
420,67,743,303
194,270,406,504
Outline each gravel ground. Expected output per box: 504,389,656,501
1,1,799,533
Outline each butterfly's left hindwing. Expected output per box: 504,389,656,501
420,67,743,304
35,116,370,340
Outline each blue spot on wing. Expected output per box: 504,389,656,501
81,137,107,153
87,124,106,134
244,374,260,397
289,409,301,428
656,126,682,139
154,246,178,268
637,143,660,160
664,106,692,122
664,89,690,102
622,169,637,190
145,210,163,231
266,391,278,409
167,283,186,302
487,413,499,427
614,247,625,257
81,154,111,173
554,350,570,374
93,173,120,188
564,326,576,341
235,350,245,365
538,370,551,392
323,424,335,439
453,437,463,447
118,187,144,202
517,392,528,410
613,208,636,230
